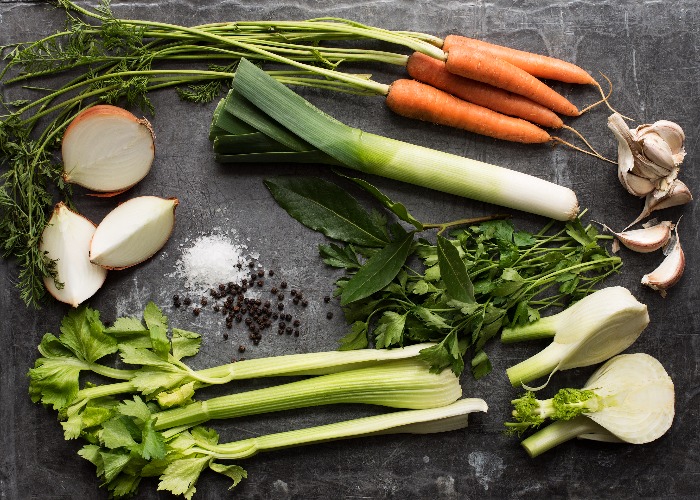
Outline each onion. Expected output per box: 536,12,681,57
90,196,179,270
61,105,155,193
40,203,108,306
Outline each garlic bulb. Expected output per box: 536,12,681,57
90,196,179,270
608,113,686,197
39,203,108,306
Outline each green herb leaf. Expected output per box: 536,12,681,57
471,350,492,379
338,173,424,230
264,176,389,247
171,329,202,360
143,302,170,359
59,306,117,363
210,463,247,490
158,456,211,499
102,417,139,450
319,243,360,270
338,321,369,350
437,235,474,303
374,312,407,348
140,419,166,460
340,232,414,305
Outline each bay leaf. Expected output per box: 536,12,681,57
264,176,388,247
437,235,474,303
340,232,414,305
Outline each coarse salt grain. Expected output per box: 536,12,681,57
172,233,254,293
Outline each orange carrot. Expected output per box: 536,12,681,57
443,35,595,85
406,51,564,129
444,45,580,116
386,79,551,144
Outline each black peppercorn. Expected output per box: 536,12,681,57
219,283,226,291
226,323,232,329
193,307,201,316
326,312,333,319
257,280,264,287
213,305,220,312
263,301,271,308
173,294,180,302
285,314,292,321
271,286,278,294
293,319,301,327
249,261,255,268
268,270,275,276
291,289,297,296
272,313,279,320
277,293,284,301
253,339,260,345
301,299,309,307
237,263,243,269
293,297,300,305
286,327,293,335
223,332,229,340
257,269,264,277
239,345,246,353
324,296,331,303
183,297,191,306
278,303,284,310
200,297,208,306
294,329,300,337
280,281,288,289
235,314,243,322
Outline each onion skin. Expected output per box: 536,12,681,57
61,105,155,193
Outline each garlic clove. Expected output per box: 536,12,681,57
646,120,685,156
626,180,693,229
40,203,108,306
641,225,685,297
608,221,674,253
619,169,656,197
90,196,179,270
640,134,676,173
62,105,155,193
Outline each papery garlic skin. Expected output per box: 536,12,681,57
40,203,108,307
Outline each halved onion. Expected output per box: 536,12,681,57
90,196,179,270
40,203,108,307
62,105,155,193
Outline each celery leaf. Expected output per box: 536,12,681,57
59,306,117,363
144,302,170,359
210,463,247,490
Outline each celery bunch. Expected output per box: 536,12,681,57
29,304,487,498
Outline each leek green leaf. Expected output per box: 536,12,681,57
437,235,474,303
340,232,414,305
338,172,424,230
264,176,389,247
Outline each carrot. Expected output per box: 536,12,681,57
444,45,580,117
442,35,595,85
406,51,564,129
385,79,551,144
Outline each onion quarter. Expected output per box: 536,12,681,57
40,203,108,306
90,196,179,270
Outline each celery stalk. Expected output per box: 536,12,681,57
199,399,488,460
153,359,462,430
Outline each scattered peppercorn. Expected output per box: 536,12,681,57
257,280,264,287
294,330,300,337
271,287,278,294
301,299,308,307
257,269,265,277
291,289,297,296
278,303,284,310
248,261,255,268
214,305,220,312
200,297,208,306
280,281,287,289
293,297,300,305
286,327,293,335
183,297,192,306
293,319,301,327
193,307,201,316
239,345,246,353
223,332,229,340
324,296,331,303
327,312,333,319
268,270,275,276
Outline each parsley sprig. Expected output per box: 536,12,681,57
265,175,622,377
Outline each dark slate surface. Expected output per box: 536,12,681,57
1,1,698,498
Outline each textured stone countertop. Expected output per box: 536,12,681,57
1,1,698,498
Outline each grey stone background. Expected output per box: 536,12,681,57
0,0,698,498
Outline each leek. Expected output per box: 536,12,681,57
503,287,649,387
216,59,580,221
507,353,674,457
